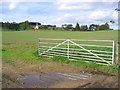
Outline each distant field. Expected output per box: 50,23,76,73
2,30,118,44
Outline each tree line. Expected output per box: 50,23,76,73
1,21,55,31
1,20,113,31
62,22,111,31
1,21,30,31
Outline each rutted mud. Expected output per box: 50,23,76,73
2,60,118,88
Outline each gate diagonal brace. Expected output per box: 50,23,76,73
69,40,111,65
40,40,68,55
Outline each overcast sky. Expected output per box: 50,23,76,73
1,0,119,29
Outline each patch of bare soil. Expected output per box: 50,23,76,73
2,59,80,88
2,61,44,88
50,76,118,88
2,59,118,88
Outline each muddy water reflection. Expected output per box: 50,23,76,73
17,72,95,88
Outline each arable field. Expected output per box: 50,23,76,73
2,30,119,88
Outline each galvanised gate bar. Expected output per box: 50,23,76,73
38,38,115,65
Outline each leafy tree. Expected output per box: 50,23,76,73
98,23,110,30
2,22,19,31
10,22,19,30
19,20,29,30
105,23,110,29
81,25,88,31
66,24,73,30
62,24,67,30
4,22,10,29
62,24,73,30
75,22,80,31
43,25,48,29
89,24,99,31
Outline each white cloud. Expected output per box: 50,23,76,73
56,0,119,10
56,13,92,24
56,0,119,3
56,13,87,24
55,9,117,28
101,0,119,2
1,0,54,2
57,3,94,10
56,14,73,22
2,0,119,2
99,22,111,25
112,11,118,20
56,1,95,10
2,0,25,10
9,2,18,10
89,10,111,20
1,0,118,29
56,10,112,24
3,0,119,10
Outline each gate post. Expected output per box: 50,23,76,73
67,39,69,59
38,39,40,55
112,40,115,65
116,42,119,65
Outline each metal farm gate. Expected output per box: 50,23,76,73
38,38,115,65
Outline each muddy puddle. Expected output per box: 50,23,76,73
16,72,102,88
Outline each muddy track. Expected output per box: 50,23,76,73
50,76,118,88
2,59,118,88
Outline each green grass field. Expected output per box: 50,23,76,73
2,30,118,43
2,30,119,75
